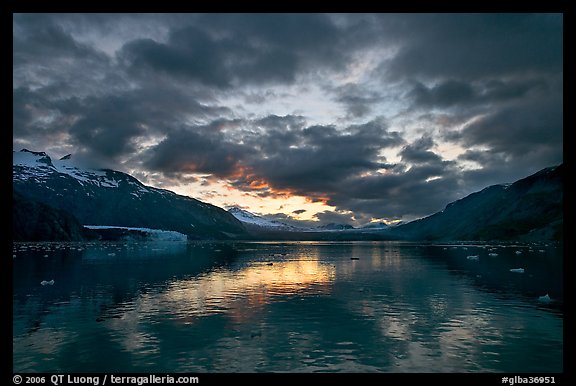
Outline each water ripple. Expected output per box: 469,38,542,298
13,241,563,372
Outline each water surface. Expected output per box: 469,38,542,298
13,241,563,372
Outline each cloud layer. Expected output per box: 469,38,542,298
13,13,563,224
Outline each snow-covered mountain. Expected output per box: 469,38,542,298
14,150,122,188
13,149,246,239
227,207,300,230
228,207,396,233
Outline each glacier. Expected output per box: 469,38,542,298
85,226,187,242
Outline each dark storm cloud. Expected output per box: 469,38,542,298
120,31,242,88
13,13,563,223
456,150,528,192
13,14,112,60
143,123,249,176
384,13,562,80
380,12,563,216
13,87,53,138
13,13,234,160
323,161,463,221
14,81,232,160
246,115,309,156
458,97,562,158
254,114,307,130
332,83,382,118
119,13,373,89
193,13,377,71
313,210,356,225
409,80,476,108
13,23,96,65
409,78,549,108
399,136,442,164
141,116,405,209
238,118,405,197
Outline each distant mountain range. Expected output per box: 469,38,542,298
227,207,302,231
227,207,391,233
13,149,246,240
228,165,562,241
13,149,563,242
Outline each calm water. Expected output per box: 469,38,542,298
13,241,563,373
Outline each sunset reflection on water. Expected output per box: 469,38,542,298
162,255,337,321
13,241,563,372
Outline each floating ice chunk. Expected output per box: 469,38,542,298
538,294,551,303
40,280,55,286
510,268,525,273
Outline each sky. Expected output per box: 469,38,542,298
13,13,563,226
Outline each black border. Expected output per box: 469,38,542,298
6,2,573,383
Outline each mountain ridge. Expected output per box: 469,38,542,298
13,149,562,242
393,164,563,241
13,149,247,239
227,206,300,230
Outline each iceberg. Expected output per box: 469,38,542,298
538,294,551,303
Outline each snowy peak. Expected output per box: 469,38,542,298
14,149,172,196
14,149,54,168
20,149,50,158
14,149,124,189
228,207,398,233
227,207,258,221
13,149,246,239
227,207,295,229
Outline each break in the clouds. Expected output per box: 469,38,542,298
13,13,563,225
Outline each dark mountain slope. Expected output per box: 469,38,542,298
13,149,246,240
393,164,563,241
13,190,96,241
